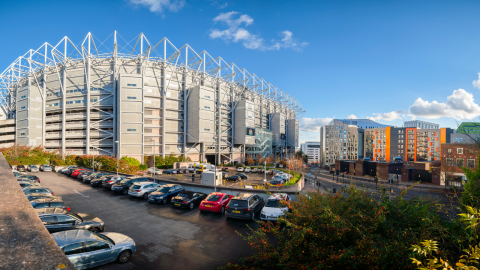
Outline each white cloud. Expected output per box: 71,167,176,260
409,89,480,119
299,117,333,132
368,110,404,121
473,72,480,89
209,0,228,9
128,0,185,14
346,114,357,119
210,12,308,51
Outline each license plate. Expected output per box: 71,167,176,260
205,205,212,208
175,203,181,206
131,190,135,193
149,198,154,201
233,210,240,213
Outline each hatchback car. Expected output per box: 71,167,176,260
61,166,78,174
225,193,264,221
83,172,110,184
37,208,105,233
40,164,52,172
244,167,251,173
18,175,40,183
172,191,207,209
27,193,60,201
199,192,233,214
18,181,39,188
163,169,177,174
31,197,71,212
221,167,229,172
235,173,248,179
260,193,291,221
251,168,258,173
268,180,283,186
236,167,244,172
23,186,54,196
225,175,241,182
102,176,126,189
90,174,113,187
111,177,149,195
77,171,93,180
148,184,184,204
128,181,160,199
51,229,136,269
71,169,88,178
29,165,40,172
147,167,163,175
17,165,26,172
272,175,286,184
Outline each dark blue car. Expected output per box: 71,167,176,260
148,184,184,204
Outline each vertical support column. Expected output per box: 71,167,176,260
217,81,221,165
113,31,119,158
141,62,145,163
42,71,46,147
61,41,67,157
230,84,234,163
86,35,91,155
161,63,166,159
182,68,187,159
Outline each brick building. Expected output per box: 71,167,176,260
440,143,478,185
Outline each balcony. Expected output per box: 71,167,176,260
66,131,86,138
46,132,61,139
66,121,86,129
65,140,86,147
45,140,61,147
46,123,62,130
0,134,15,141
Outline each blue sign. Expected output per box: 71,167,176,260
308,173,311,177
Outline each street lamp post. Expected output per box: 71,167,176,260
264,157,267,182
115,141,119,176
151,139,156,183
213,136,218,192
92,146,95,172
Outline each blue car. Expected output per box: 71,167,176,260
163,169,177,175
148,184,184,204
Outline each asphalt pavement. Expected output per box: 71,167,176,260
32,171,260,270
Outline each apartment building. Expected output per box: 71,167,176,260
404,120,439,129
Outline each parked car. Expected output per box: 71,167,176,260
128,182,161,200
221,167,229,172
199,192,233,214
29,165,40,172
260,193,291,221
272,175,286,184
225,175,241,182
18,181,39,188
60,166,77,174
244,167,251,173
77,171,93,180
51,229,136,269
236,167,244,172
265,170,272,175
90,174,113,187
12,170,26,176
102,176,126,189
71,169,88,178
37,207,105,233
83,172,110,184
40,164,52,172
225,193,264,221
18,175,41,183
268,180,283,186
221,172,228,179
251,168,258,173
27,193,60,201
148,184,184,204
163,169,177,174
111,177,150,195
17,165,26,172
147,167,163,175
23,186,54,196
30,197,71,212
66,167,81,176
235,173,248,180
171,191,207,209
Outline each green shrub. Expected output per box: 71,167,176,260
121,156,141,167
139,164,148,170
236,163,244,168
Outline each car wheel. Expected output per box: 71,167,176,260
117,250,132,264
163,198,168,204
220,206,225,214
251,211,255,221
143,193,149,200
189,202,194,209
122,189,128,195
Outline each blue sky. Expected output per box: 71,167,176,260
2,0,480,144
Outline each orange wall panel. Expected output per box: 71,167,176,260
386,127,391,162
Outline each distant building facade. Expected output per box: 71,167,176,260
457,122,480,134
404,120,439,129
302,142,321,163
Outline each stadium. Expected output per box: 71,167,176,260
0,32,304,164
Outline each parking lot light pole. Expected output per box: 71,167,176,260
264,157,267,182
92,146,95,172
115,141,119,176
151,139,155,183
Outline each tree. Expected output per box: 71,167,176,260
247,157,254,166
265,155,274,166
255,153,263,165
461,156,480,209
295,150,304,159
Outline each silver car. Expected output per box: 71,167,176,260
29,165,39,172
128,181,160,199
40,164,52,172
51,229,136,270
23,186,54,196
18,181,39,188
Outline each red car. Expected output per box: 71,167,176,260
199,192,234,214
71,169,88,178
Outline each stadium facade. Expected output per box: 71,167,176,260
0,32,304,164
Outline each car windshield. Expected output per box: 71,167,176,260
270,181,282,184
44,165,50,167
177,193,190,198
206,195,222,202
31,166,38,168
229,199,248,207
156,186,170,193
92,232,115,245
119,178,134,184
265,199,282,208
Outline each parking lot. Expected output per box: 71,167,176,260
32,171,260,270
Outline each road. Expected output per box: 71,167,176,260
33,171,259,270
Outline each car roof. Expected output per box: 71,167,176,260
31,197,63,203
35,207,69,215
209,192,227,196
23,186,49,191
160,184,176,187
134,181,154,186
232,193,254,200
268,193,288,200
51,229,100,247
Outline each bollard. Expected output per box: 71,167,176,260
191,174,195,182
333,187,336,194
